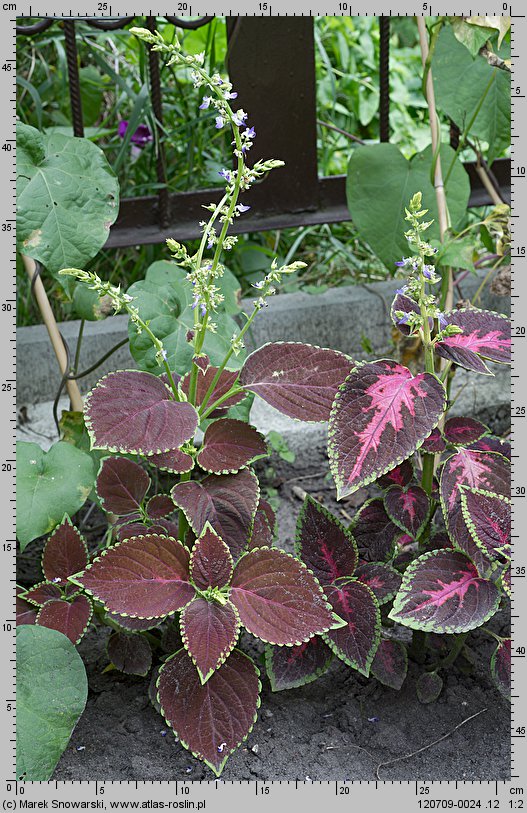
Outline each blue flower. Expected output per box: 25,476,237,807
191,296,200,311
219,168,232,182
225,91,238,100
438,312,448,329
394,259,406,267
215,115,225,129
397,313,410,325
395,286,408,295
199,96,212,110
232,110,248,127
423,265,435,280
244,126,256,139
200,303,207,317
237,203,251,213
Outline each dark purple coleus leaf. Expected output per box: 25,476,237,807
42,516,89,586
416,670,443,704
230,547,335,645
377,459,414,489
96,456,150,516
323,580,380,675
240,342,354,422
435,308,511,375
107,612,163,632
107,631,153,676
491,638,511,700
295,495,357,586
371,638,408,690
460,487,511,560
440,449,510,559
420,428,446,454
351,499,400,562
152,519,180,538
469,435,511,459
36,595,93,645
146,494,175,521
85,370,198,455
190,526,233,590
181,598,241,683
354,562,402,605
248,510,273,550
389,549,500,633
20,581,62,607
265,637,334,691
428,531,454,551
329,360,445,497
16,586,37,625
390,292,426,336
501,566,511,597
181,366,245,411
171,469,259,561
73,534,195,618
157,648,260,776
384,485,430,541
444,417,488,446
116,522,149,542
197,419,267,474
146,448,194,474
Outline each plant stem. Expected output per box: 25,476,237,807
419,267,436,500
73,319,85,376
200,385,245,421
433,632,469,670
177,470,191,544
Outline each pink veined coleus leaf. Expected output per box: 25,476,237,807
145,448,194,475
180,597,241,683
416,670,443,704
72,533,195,619
322,580,381,676
443,417,489,446
146,494,175,521
390,292,424,336
36,595,93,645
439,449,510,566
377,459,415,489
354,562,402,605
469,435,511,460
490,638,511,701
180,365,246,413
171,469,260,561
328,360,446,498
294,495,358,586
384,484,430,541
389,549,500,633
19,581,62,607
350,498,400,562
434,308,511,375
420,428,446,454
197,419,268,474
370,638,408,691
107,631,153,676
190,526,233,590
42,516,89,585
96,456,150,516
85,370,199,455
157,647,260,776
16,586,37,625
265,637,334,692
460,487,511,561
240,341,355,422
230,547,336,645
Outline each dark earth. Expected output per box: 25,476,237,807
18,469,509,783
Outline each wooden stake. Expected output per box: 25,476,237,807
22,254,83,412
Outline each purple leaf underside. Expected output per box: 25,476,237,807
157,648,260,776
421,428,446,454
146,448,194,474
329,360,445,497
240,342,354,422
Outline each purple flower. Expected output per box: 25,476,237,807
232,110,248,127
191,296,200,311
200,303,207,317
438,312,448,329
394,259,406,267
244,126,256,139
236,204,251,214
199,96,212,110
117,120,153,148
224,91,238,100
219,168,232,182
395,286,407,295
423,265,435,280
397,313,410,325
215,115,225,129
207,237,214,249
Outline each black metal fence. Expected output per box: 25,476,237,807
17,15,511,249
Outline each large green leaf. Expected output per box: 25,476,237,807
16,441,95,550
346,142,470,270
16,625,88,781
127,261,244,376
433,25,510,163
16,122,119,277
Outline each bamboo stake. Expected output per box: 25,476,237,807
22,254,83,412
417,17,453,311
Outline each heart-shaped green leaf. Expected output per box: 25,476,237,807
16,442,95,551
346,142,470,270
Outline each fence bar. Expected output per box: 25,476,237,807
146,16,170,229
379,16,390,142
63,21,84,138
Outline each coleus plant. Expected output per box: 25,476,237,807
17,31,511,778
